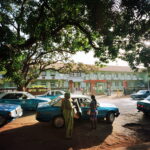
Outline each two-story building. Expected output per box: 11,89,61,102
29,65,146,95
0,65,148,95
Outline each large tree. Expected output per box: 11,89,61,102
0,0,150,90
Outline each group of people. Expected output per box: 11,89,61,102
61,92,98,139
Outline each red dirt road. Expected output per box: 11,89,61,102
0,113,138,150
1,96,149,150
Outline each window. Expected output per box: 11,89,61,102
56,91,62,95
70,72,81,77
41,81,46,86
2,93,26,99
2,93,16,99
75,98,91,107
41,71,46,76
51,91,55,95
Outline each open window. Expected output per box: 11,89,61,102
76,98,91,107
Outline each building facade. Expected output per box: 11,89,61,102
30,66,147,95
0,65,148,95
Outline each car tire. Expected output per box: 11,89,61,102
106,112,115,123
0,115,7,127
53,116,64,128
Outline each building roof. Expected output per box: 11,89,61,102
45,63,143,73
99,66,134,72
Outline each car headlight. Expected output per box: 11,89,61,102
9,110,16,117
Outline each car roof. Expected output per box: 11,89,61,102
0,91,30,98
58,94,90,99
1,91,29,94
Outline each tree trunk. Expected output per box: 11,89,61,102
17,86,26,91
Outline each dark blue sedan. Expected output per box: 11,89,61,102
131,90,150,100
137,95,150,116
36,94,120,128
0,92,51,110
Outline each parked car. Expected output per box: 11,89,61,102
36,94,120,128
130,90,150,100
0,91,51,110
137,95,150,116
38,90,65,100
0,103,23,126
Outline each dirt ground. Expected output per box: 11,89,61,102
0,96,150,150
0,114,143,150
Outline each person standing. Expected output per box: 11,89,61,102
61,92,74,139
89,95,98,129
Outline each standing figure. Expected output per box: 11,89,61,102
90,95,98,129
61,92,74,139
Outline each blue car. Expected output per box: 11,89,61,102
0,92,51,110
0,103,23,126
38,90,65,100
137,95,150,116
131,90,150,100
36,95,120,128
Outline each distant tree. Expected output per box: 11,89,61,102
0,0,149,90
59,62,102,74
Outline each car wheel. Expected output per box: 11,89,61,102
106,112,115,123
53,116,64,128
0,115,7,127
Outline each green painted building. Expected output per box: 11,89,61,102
0,65,149,95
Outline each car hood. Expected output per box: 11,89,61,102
99,103,117,108
35,96,51,101
0,103,20,111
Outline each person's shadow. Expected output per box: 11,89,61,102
0,120,113,150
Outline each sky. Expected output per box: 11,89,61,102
71,51,129,66
71,40,150,66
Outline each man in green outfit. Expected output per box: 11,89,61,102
61,92,74,139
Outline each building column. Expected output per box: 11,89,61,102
123,80,128,95
69,80,74,93
90,81,95,95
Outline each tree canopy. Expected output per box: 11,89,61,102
0,0,150,90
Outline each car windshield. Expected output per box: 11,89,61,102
137,90,146,94
49,97,61,105
0,92,5,98
26,93,35,99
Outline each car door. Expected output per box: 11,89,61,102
51,98,62,117
78,97,90,119
18,94,34,110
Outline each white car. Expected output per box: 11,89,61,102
0,91,51,110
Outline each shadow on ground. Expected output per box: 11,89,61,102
0,120,113,150
123,115,150,143
0,111,36,128
22,110,36,117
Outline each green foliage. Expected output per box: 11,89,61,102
124,46,150,70
31,85,46,88
0,0,150,89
